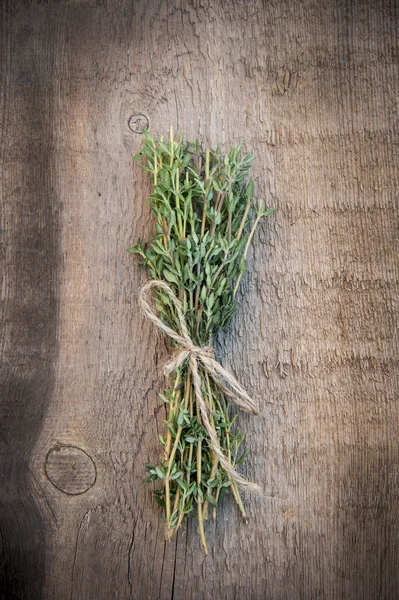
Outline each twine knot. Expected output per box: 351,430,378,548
165,343,215,376
140,279,261,492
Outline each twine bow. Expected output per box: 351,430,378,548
140,279,261,492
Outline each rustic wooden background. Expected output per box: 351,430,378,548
1,0,398,598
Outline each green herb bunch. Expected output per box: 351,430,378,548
129,127,274,554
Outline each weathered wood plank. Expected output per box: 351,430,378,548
1,1,398,599
0,2,64,598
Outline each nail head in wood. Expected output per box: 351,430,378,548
45,445,97,495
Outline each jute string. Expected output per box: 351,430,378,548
140,279,261,493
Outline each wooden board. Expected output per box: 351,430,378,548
1,1,398,598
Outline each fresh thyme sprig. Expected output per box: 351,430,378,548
128,127,275,555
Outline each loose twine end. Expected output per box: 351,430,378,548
140,279,262,493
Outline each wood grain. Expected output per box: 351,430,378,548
1,1,398,599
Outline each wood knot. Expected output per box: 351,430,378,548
45,445,96,495
128,113,149,133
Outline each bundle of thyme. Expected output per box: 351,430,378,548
129,127,274,554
